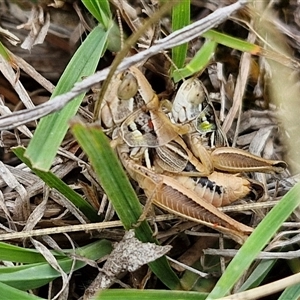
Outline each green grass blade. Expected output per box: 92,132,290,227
81,0,121,53
172,39,217,82
202,29,296,67
0,240,111,290
0,41,13,63
12,146,100,222
70,121,182,290
238,259,277,291
0,260,81,290
0,282,43,300
279,284,300,300
70,123,145,229
207,182,300,299
0,239,111,265
81,0,111,28
0,241,66,263
172,27,293,82
172,0,190,69
94,289,207,300
24,25,109,171
202,29,261,53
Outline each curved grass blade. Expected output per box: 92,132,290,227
24,25,109,171
70,121,181,290
12,146,100,222
207,182,300,299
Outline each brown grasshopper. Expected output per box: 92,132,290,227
118,143,253,244
102,67,287,244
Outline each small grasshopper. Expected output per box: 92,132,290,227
118,143,253,244
102,67,287,243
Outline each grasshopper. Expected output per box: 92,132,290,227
118,143,253,244
101,67,287,243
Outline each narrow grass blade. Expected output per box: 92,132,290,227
25,26,109,171
13,146,100,222
172,39,217,82
207,182,300,299
70,121,181,290
202,29,297,67
172,0,190,69
95,289,207,300
202,29,261,53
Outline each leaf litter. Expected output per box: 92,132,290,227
0,0,299,299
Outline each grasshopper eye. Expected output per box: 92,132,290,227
117,71,138,100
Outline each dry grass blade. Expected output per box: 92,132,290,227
222,31,256,135
218,272,300,300
30,238,71,299
0,54,35,110
0,215,177,241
